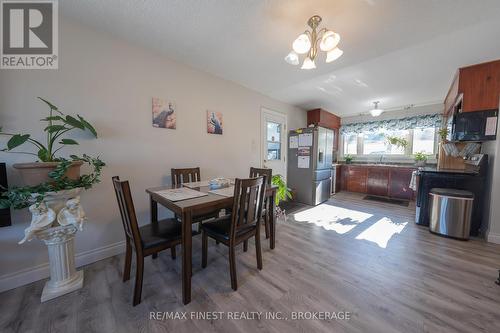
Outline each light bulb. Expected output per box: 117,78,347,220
284,51,299,65
292,34,311,54
301,57,316,70
326,47,343,63
320,31,340,52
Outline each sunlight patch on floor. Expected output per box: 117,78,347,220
293,204,373,234
355,217,408,248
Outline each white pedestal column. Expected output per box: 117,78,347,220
36,225,84,302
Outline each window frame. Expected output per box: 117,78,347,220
340,127,438,162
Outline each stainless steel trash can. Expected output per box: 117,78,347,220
429,188,474,240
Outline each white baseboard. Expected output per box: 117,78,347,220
0,240,125,293
487,232,500,244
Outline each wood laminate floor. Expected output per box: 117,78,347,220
2,192,500,333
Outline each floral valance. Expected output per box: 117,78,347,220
340,113,443,134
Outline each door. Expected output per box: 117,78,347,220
261,108,287,181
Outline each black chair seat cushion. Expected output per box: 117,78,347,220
140,218,182,249
201,216,256,241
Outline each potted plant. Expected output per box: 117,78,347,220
0,97,105,302
344,154,354,164
414,151,428,167
1,97,98,186
271,174,292,220
386,135,408,150
438,127,449,142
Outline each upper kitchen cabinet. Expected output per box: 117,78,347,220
444,59,500,115
307,109,341,151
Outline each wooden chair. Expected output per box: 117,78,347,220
249,167,272,240
171,167,220,224
112,176,182,306
201,176,266,290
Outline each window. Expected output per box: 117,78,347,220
342,126,437,158
412,127,435,154
343,133,358,155
266,122,281,160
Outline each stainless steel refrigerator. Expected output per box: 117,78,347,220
287,126,333,206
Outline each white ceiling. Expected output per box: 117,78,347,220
61,0,500,116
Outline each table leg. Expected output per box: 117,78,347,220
270,190,276,249
182,210,192,304
150,196,158,224
150,197,159,259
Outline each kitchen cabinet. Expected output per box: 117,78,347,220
340,165,416,200
307,109,341,151
367,168,389,197
444,59,500,115
346,166,367,193
388,168,415,200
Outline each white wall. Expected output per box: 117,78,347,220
0,19,306,291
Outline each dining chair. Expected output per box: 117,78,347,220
112,176,182,306
171,167,220,225
201,176,266,290
249,167,272,241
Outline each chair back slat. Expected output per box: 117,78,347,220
171,167,201,186
230,177,266,241
250,167,272,185
112,176,142,250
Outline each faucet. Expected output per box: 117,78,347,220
379,155,384,164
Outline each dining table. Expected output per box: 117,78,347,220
146,182,277,305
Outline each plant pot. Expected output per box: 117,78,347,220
415,160,427,167
13,161,84,186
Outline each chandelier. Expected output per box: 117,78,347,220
285,15,343,69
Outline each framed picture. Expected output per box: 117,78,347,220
207,111,223,135
152,97,176,129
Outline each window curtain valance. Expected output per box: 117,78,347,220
340,113,443,134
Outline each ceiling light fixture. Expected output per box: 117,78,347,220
285,15,343,69
369,101,383,117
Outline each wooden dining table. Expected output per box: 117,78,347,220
146,183,277,305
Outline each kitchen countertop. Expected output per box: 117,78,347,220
418,166,479,175
334,163,423,169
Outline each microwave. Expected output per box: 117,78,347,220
452,109,498,141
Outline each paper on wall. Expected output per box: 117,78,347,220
289,136,299,149
298,133,313,147
485,116,498,136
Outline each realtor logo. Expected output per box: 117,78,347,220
1,0,58,69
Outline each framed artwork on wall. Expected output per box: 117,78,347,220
152,97,176,129
207,110,223,135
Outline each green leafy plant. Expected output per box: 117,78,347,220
0,97,97,162
0,155,105,209
414,151,428,162
344,154,354,164
271,174,292,206
386,135,408,149
438,128,448,142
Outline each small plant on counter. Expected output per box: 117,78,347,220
386,135,408,149
438,127,449,142
414,151,428,167
344,154,354,164
271,174,292,221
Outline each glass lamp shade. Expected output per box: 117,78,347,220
301,57,316,70
326,47,343,63
284,51,299,65
320,31,340,51
369,108,383,117
292,34,311,54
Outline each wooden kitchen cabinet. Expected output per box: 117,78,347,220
346,166,367,193
367,168,389,197
388,168,415,200
340,164,416,200
307,108,341,151
444,59,500,115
